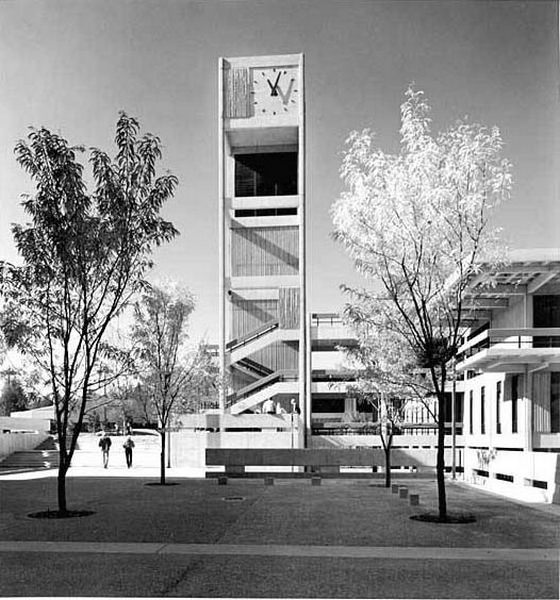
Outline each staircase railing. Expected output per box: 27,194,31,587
226,369,298,408
226,320,279,352
236,357,274,378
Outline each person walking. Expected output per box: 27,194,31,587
99,432,112,468
123,435,135,468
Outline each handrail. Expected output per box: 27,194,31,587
312,369,357,382
237,357,274,377
457,327,560,362
310,313,343,327
226,320,279,351
227,369,298,406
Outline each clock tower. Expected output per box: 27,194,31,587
218,54,307,433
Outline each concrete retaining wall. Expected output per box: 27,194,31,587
0,432,48,460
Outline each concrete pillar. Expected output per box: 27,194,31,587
218,57,226,412
523,367,533,451
298,53,308,449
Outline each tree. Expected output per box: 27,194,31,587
347,330,431,488
332,87,512,520
131,282,218,485
0,377,28,415
0,114,178,514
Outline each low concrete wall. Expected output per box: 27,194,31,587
206,447,462,472
0,417,51,432
0,432,48,460
463,447,560,504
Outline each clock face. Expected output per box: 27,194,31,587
251,66,299,116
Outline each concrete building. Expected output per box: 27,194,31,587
455,249,560,502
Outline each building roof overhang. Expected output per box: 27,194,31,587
458,249,560,326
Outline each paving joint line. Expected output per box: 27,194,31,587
0,541,556,562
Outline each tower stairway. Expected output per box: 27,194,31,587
227,369,298,414
227,320,280,362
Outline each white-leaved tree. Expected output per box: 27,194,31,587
332,87,512,521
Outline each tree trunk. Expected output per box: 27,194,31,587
384,446,391,488
436,392,447,520
160,430,166,485
57,462,68,514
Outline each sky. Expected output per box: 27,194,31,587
1,0,558,343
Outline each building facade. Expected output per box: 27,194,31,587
454,249,560,502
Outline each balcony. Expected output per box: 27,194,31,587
310,313,356,348
456,328,560,372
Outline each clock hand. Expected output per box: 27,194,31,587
277,78,295,105
267,72,282,96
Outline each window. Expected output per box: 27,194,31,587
235,207,297,218
533,295,560,327
512,375,518,433
496,381,502,434
480,386,486,434
469,390,473,434
533,296,560,348
551,372,560,433
312,396,345,413
235,152,297,197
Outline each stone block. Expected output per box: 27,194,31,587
409,493,420,506
399,486,408,499
391,483,399,494
264,477,274,486
218,476,228,486
311,476,322,486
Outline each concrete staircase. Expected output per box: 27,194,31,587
71,433,161,468
0,433,163,472
0,436,59,472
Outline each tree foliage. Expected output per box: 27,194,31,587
0,378,28,416
332,87,512,519
0,113,179,512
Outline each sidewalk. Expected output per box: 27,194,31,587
0,474,558,598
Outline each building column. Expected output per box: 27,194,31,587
523,366,533,451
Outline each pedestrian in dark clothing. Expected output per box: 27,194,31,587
123,436,135,468
99,433,112,468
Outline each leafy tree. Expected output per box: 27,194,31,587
131,282,218,484
0,377,28,415
0,114,178,514
347,330,436,488
332,88,511,520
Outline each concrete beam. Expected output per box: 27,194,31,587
463,298,509,310
528,272,557,294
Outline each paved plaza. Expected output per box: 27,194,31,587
0,468,558,598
